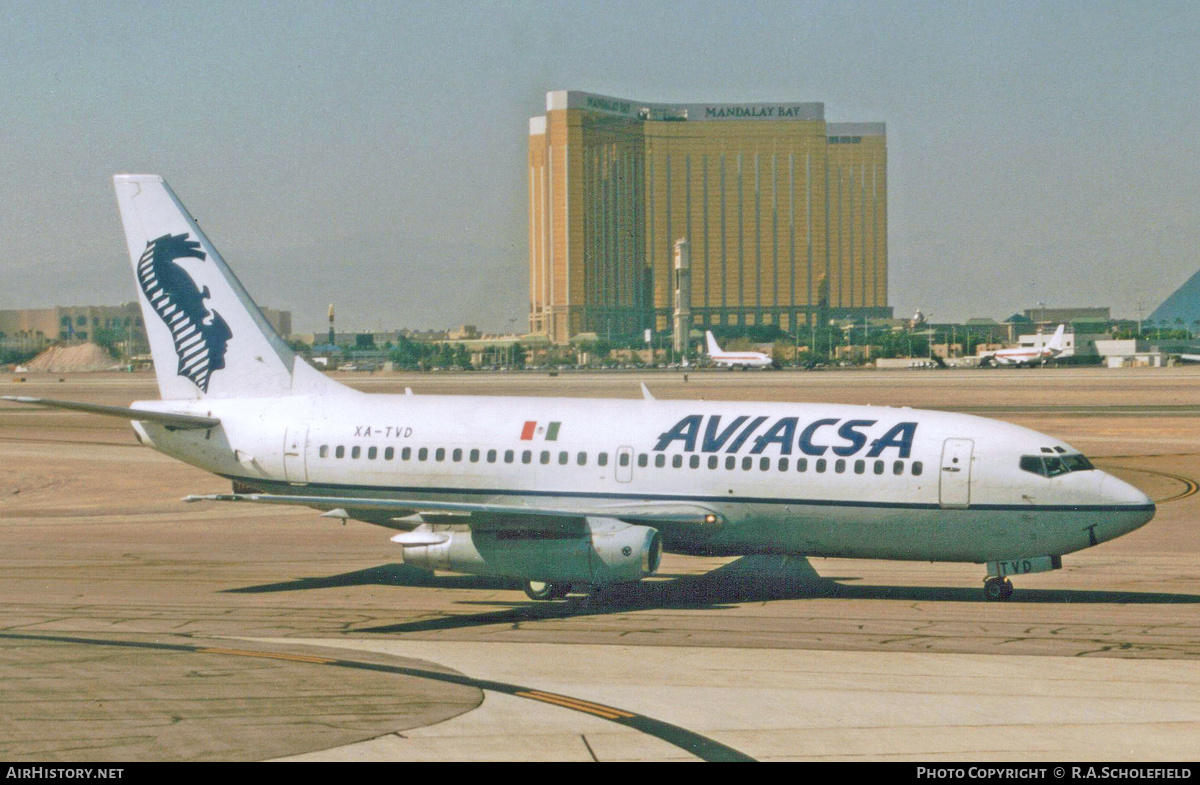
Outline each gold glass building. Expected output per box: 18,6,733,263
529,90,889,342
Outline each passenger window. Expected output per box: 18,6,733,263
540,450,550,465
505,450,514,463
351,446,361,459
385,447,394,460
435,448,445,462
577,452,587,466
835,459,845,473
854,459,865,474
742,456,752,470
892,460,903,475
368,446,377,460
655,454,666,468
522,450,532,464
778,458,789,471
619,452,630,467
816,458,826,473
759,457,770,471
873,460,884,475
487,449,497,463
638,454,648,468
797,458,807,472
469,449,479,462
912,461,923,476
558,451,568,465
689,455,700,469
402,447,411,460
418,447,428,461
598,453,608,466
673,455,683,468
708,455,718,469
335,446,345,459
726,456,736,470
319,445,329,458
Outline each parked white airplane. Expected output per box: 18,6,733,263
979,324,1068,367
2,176,1155,602
705,331,774,369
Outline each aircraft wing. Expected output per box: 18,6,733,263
1,396,220,430
184,491,724,529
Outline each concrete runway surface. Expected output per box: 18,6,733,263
1,367,1198,761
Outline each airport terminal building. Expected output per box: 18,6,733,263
529,90,891,342
0,303,291,353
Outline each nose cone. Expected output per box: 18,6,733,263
1100,471,1156,533
1101,472,1154,507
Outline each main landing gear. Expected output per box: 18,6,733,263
983,576,1014,601
523,580,571,601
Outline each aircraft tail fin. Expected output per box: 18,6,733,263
113,175,348,401
1046,324,1067,352
705,331,723,356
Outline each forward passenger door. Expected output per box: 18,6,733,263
939,438,973,508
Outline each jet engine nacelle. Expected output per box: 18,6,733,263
399,517,662,586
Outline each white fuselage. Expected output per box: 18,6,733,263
986,346,1061,366
711,353,774,369
132,393,1155,564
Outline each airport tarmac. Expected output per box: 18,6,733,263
2,367,1199,761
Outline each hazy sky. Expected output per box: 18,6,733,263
2,1,1198,332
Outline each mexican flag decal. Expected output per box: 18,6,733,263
520,421,561,441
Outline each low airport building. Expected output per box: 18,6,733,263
0,303,291,354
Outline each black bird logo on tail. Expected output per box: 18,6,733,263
137,233,232,392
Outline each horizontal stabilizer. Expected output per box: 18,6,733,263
1,396,219,429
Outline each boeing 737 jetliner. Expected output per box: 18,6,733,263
980,324,1068,367
705,331,774,369
2,176,1155,602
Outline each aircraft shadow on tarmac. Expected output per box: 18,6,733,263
223,563,515,593
219,555,1200,635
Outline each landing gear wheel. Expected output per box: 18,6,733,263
984,576,1014,601
523,580,571,600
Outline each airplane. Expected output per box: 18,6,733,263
1,175,1155,603
705,331,775,369
979,324,1068,367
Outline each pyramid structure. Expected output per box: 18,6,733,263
1149,268,1200,326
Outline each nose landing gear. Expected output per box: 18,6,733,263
983,576,1014,601
983,555,1061,601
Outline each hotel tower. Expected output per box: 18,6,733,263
528,90,890,342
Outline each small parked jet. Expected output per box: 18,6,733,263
1,177,1155,601
705,331,774,369
979,324,1068,367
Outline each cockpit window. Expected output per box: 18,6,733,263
1063,453,1094,472
1020,453,1094,477
1043,456,1068,477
